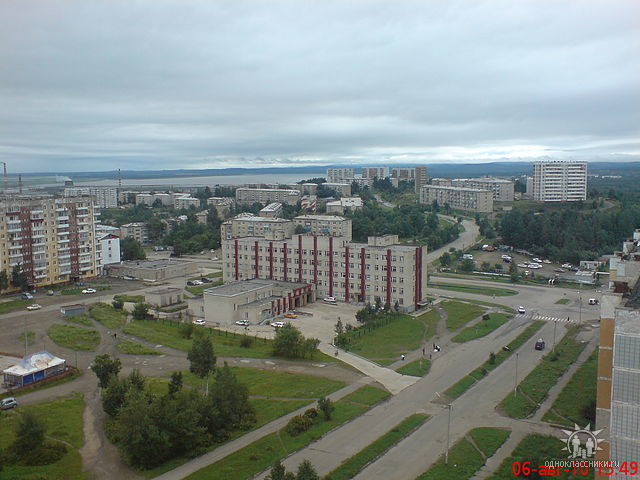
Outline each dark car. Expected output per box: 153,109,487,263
535,339,546,351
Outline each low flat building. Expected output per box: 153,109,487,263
419,185,494,213
259,202,283,218
60,304,88,317
146,287,184,307
3,351,67,388
203,279,315,325
106,258,198,281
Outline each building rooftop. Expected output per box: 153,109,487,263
204,279,308,297
3,351,65,377
260,202,283,212
423,185,493,193
148,287,183,295
225,213,290,223
115,258,196,268
294,214,347,221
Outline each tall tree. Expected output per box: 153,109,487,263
121,237,147,260
188,335,216,379
10,264,28,291
91,354,122,388
0,270,8,292
295,460,320,480
12,411,46,454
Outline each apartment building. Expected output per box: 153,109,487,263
434,177,515,202
293,215,352,240
391,167,416,180
97,233,121,266
221,215,428,311
347,177,374,189
259,203,282,218
206,197,235,218
326,168,355,183
174,196,200,210
0,195,100,288
120,222,149,244
64,186,118,208
532,161,587,202
414,166,428,194
361,167,389,179
222,213,294,240
326,197,363,214
420,185,493,213
321,183,352,197
235,188,301,206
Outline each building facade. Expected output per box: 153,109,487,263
64,186,118,208
97,233,121,266
222,213,295,240
327,168,355,183
447,178,515,202
173,196,200,210
120,222,149,244
321,183,352,197
532,161,587,202
235,188,301,206
361,167,389,179
326,197,363,214
419,185,494,213
292,215,352,239
259,202,283,218
414,166,428,194
206,197,235,218
0,195,101,288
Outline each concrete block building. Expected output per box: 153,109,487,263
326,168,355,183
235,188,301,206
532,160,587,202
419,185,494,213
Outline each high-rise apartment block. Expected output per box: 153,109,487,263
235,188,301,206
532,161,587,202
419,185,493,213
0,195,101,288
414,166,428,194
221,214,428,311
64,186,118,208
326,168,355,183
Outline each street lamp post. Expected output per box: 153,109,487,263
514,353,519,396
552,320,558,352
445,404,453,465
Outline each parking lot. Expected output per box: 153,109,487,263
465,249,580,279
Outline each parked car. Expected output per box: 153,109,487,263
270,321,285,328
46,290,54,296
554,268,566,273
462,254,474,260
588,298,599,305
21,292,34,300
535,339,546,351
562,263,572,269
81,288,96,294
323,296,337,304
284,313,298,319
532,257,542,263
1,397,18,410
192,318,206,326
235,320,250,326
542,259,552,264
26,304,42,311
517,306,526,314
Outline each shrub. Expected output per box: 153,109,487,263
318,396,335,421
489,352,496,365
179,322,195,339
284,415,313,437
303,408,318,420
239,336,253,348
112,299,124,310
482,313,491,321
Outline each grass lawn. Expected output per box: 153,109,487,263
117,339,161,355
179,367,346,398
444,321,545,400
346,311,438,365
442,300,485,331
326,414,430,480
18,330,36,346
499,326,587,419
48,324,101,351
441,296,516,314
430,282,518,297
251,398,314,427
89,303,128,329
555,298,571,305
542,349,597,427
61,285,111,295
113,294,145,303
0,394,89,480
184,401,369,480
0,298,31,314
452,313,511,343
64,314,95,327
416,427,510,480
488,434,593,480
340,385,391,405
186,279,223,296
396,358,431,376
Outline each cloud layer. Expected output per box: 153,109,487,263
1,0,639,172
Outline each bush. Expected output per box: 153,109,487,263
489,352,496,365
239,336,253,348
112,299,124,310
482,313,491,321
303,408,318,420
284,415,313,437
318,396,335,421
179,322,195,339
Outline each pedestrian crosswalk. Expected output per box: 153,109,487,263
533,314,576,324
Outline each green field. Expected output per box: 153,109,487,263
396,358,431,376
113,294,145,303
542,349,597,427
64,314,95,327
415,427,510,480
48,324,101,351
430,282,518,297
89,303,128,329
499,327,587,418
0,394,89,480
444,321,545,399
452,313,511,343
441,300,485,331
326,414,430,480
346,311,438,365
339,385,391,406
0,298,31,314
555,298,571,305
117,339,161,355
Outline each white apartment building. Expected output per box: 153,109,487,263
0,195,101,288
326,197,363,214
361,167,389,179
532,161,587,202
327,168,355,183
120,222,149,244
235,188,301,206
420,185,494,213
174,196,200,210
97,233,121,266
135,193,155,206
64,186,118,208
432,178,515,202
293,215,352,240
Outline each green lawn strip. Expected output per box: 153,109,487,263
444,321,545,399
441,296,516,314
542,349,597,426
0,298,31,314
179,367,346,398
555,298,571,305
89,302,128,329
396,358,431,376
416,427,510,480
0,370,83,401
61,285,111,295
430,282,518,296
452,313,511,343
0,394,88,480
346,311,438,365
64,313,95,327
326,414,430,480
487,434,592,480
499,326,587,419
441,300,486,331
184,401,368,480
339,385,391,405
186,279,223,296
117,339,161,355
113,294,145,303
189,272,223,281
251,398,315,428
48,324,101,351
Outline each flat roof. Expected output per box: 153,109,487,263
116,259,196,268
3,351,65,377
260,202,283,212
294,215,347,221
148,287,183,295
423,185,492,193
204,279,308,297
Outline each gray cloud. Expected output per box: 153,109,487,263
1,0,638,172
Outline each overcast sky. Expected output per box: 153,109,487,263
1,0,638,173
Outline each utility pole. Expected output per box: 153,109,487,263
514,353,519,396
445,404,452,465
552,320,558,352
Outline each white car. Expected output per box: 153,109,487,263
192,318,206,326
235,320,250,326
270,321,285,328
26,304,42,311
517,263,528,268
542,259,552,264
517,306,526,314
323,296,337,304
81,288,96,294
532,257,542,263
562,263,572,269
